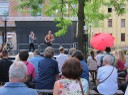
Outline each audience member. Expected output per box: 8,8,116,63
0,61,38,95
113,51,119,60
95,55,118,94
116,50,126,71
28,52,34,61
53,58,89,95
68,47,76,57
36,47,59,89
19,50,36,88
64,48,68,55
14,54,20,62
0,50,13,83
101,47,116,66
119,50,128,92
95,50,103,67
29,49,43,81
14,51,34,62
56,47,68,75
72,50,89,81
87,50,97,70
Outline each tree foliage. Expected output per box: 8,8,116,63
84,0,110,28
17,0,128,51
107,0,126,15
18,0,127,36
17,0,128,35
43,0,77,37
16,0,44,16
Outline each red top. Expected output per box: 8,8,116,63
117,59,125,70
24,61,36,78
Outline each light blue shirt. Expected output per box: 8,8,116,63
29,55,44,80
0,82,38,95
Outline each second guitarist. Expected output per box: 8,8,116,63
44,30,54,46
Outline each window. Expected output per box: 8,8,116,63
108,8,112,13
0,2,9,16
121,19,125,27
121,33,125,42
108,19,112,27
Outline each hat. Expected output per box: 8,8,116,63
59,46,64,51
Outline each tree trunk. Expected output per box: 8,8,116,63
77,0,85,53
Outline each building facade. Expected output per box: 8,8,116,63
0,0,77,52
0,0,48,50
92,6,128,48
0,0,128,51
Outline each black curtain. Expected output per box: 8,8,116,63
15,21,77,50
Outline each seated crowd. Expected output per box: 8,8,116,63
0,46,128,95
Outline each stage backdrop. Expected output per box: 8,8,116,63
15,21,77,50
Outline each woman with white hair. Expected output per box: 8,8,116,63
94,55,118,95
0,61,38,95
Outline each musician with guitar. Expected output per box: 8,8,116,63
29,31,36,51
45,30,54,46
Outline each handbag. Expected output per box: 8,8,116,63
79,79,85,95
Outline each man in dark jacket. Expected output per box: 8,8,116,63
36,47,59,89
0,50,13,83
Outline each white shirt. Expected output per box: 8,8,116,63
87,56,97,70
56,53,69,74
95,53,103,66
97,65,118,95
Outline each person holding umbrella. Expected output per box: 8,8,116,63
100,47,116,67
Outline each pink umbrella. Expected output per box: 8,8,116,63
90,33,114,50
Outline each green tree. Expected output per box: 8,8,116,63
17,0,127,52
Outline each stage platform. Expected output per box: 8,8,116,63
9,42,77,56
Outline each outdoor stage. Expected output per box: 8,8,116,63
15,20,77,51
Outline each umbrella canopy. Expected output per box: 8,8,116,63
90,33,114,50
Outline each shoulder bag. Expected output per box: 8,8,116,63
98,66,114,85
79,79,85,95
